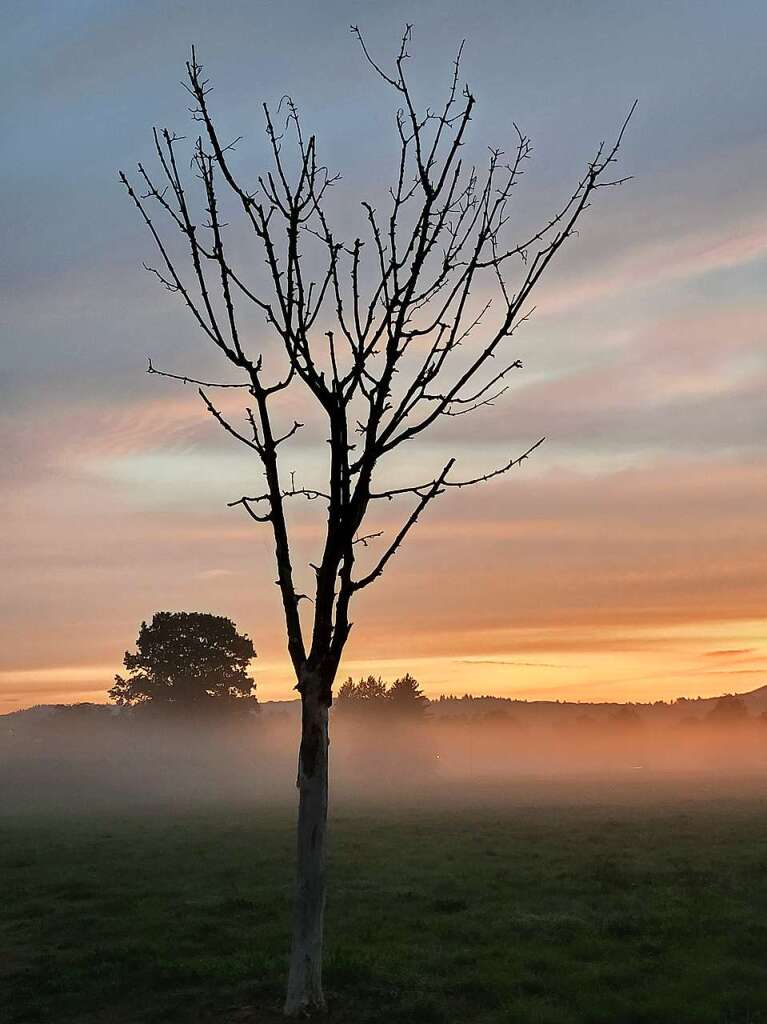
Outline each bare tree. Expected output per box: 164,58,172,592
121,26,632,1016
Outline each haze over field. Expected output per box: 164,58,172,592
2,0,767,712
4,688,767,815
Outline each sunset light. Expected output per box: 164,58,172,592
3,4,766,1021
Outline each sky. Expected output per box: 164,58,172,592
1,0,766,712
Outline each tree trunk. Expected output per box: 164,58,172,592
284,679,330,1016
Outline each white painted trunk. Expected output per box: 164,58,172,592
284,687,329,1016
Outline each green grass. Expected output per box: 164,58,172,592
3,778,767,1023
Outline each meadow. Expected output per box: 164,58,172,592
3,776,767,1024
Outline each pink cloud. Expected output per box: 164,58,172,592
534,218,767,318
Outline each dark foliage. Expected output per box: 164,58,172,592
337,675,388,704
335,673,427,718
109,611,257,712
387,673,428,716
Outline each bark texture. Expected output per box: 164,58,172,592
284,683,330,1016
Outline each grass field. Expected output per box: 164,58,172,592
3,776,767,1023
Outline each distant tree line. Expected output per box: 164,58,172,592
101,611,760,732
335,674,428,718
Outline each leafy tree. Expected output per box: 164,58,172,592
121,27,631,1015
335,675,388,714
109,611,256,712
337,673,427,718
356,675,389,702
387,674,428,716
335,678,357,705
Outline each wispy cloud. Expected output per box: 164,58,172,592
2,1,767,711
704,649,757,659
458,660,575,670
536,221,767,319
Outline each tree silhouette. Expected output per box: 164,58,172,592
388,674,428,717
121,26,632,1015
109,611,256,712
335,677,357,705
335,673,427,718
336,674,388,714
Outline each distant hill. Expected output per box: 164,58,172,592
686,685,767,714
0,698,298,728
1,702,121,722
429,685,767,722
3,686,766,728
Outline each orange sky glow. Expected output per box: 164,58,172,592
2,5,766,713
